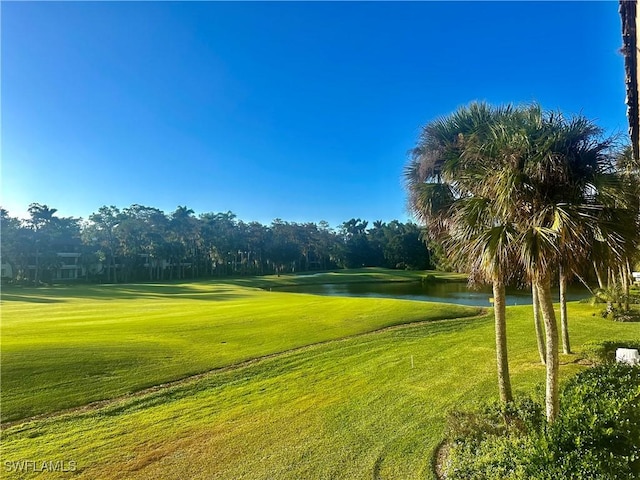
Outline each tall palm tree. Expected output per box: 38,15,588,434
407,103,631,422
614,144,640,310
447,199,519,404
507,110,622,421
405,102,520,404
475,106,568,420
545,116,613,355
27,203,59,285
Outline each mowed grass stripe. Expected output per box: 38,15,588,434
1,280,479,423
2,303,638,479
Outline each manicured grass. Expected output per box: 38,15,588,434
224,267,467,289
2,301,637,479
1,273,476,423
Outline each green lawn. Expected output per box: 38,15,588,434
1,271,473,423
1,272,638,479
224,267,467,289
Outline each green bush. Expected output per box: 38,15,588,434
600,306,640,322
533,363,640,479
446,397,543,443
445,398,543,479
443,364,640,479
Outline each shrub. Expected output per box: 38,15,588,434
532,363,640,479
444,398,542,480
600,306,640,322
446,397,543,443
442,364,640,479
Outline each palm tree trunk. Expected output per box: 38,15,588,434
112,255,117,283
535,274,559,423
624,257,632,312
493,277,513,404
615,267,623,310
532,283,546,364
593,261,605,289
34,245,40,285
620,268,629,312
559,266,571,354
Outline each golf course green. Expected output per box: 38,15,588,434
1,269,638,479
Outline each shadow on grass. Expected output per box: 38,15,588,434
388,314,491,339
0,294,65,303
0,283,252,303
225,268,468,290
1,269,467,303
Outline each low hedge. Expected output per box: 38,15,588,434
443,363,640,479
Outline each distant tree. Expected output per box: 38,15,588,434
0,209,30,281
22,204,83,284
200,211,238,276
27,204,59,285
83,206,122,283
317,221,340,270
367,220,387,267
10,201,446,283
340,219,375,268
169,206,200,279
382,221,430,270
119,205,169,281
267,219,303,274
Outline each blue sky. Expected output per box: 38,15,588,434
1,1,628,228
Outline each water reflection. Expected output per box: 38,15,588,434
273,281,591,307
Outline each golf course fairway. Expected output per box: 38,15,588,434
1,272,638,479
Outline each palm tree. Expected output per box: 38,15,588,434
448,200,519,404
614,145,640,311
469,105,566,420
27,203,59,285
508,110,623,421
405,102,521,404
548,117,614,355
407,102,631,422
85,206,122,283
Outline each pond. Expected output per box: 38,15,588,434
273,281,592,307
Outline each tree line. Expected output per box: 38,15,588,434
0,204,431,284
405,102,640,423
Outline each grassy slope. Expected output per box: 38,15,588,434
1,271,474,423
2,300,638,479
224,268,467,289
